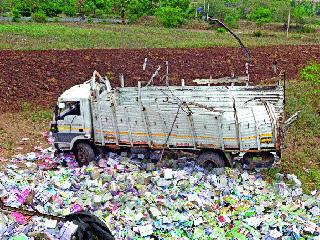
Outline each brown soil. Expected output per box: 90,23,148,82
0,46,319,113
0,113,49,158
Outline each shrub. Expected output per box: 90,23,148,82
160,0,191,12
13,1,32,17
300,62,320,85
12,8,21,22
155,7,185,28
31,11,48,23
249,7,272,28
224,14,239,28
63,5,77,17
253,30,262,37
126,0,153,23
40,1,62,17
216,27,226,33
292,5,308,26
301,25,316,33
207,0,231,19
136,16,162,27
87,16,93,23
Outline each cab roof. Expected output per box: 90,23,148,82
58,82,91,102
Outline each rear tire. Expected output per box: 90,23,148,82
75,143,96,167
197,151,226,169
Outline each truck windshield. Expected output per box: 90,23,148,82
58,101,80,120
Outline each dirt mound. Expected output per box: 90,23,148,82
0,45,319,112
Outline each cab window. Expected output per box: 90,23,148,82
58,101,80,120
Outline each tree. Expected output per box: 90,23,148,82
249,7,272,27
63,0,77,16
83,0,112,16
207,0,230,19
40,0,63,17
0,0,13,14
291,5,308,25
160,0,191,12
224,14,240,28
12,0,33,16
126,0,154,21
239,0,270,19
270,0,291,23
111,0,153,22
155,6,185,27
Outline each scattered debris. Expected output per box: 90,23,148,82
0,146,319,239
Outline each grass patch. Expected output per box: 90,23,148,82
265,64,320,193
0,22,319,50
2,140,14,150
0,127,6,135
21,102,52,123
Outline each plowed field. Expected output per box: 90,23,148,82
0,45,319,112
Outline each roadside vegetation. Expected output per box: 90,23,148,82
0,22,319,50
0,0,319,30
0,0,319,50
21,102,52,123
266,62,320,193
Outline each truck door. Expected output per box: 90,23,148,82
54,101,87,149
57,101,84,133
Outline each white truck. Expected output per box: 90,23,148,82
50,70,298,168
50,21,298,168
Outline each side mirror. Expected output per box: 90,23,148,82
58,102,66,109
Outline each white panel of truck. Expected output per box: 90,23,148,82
91,85,276,151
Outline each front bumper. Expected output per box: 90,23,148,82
53,141,71,151
52,131,87,151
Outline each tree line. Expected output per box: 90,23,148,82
206,0,320,28
0,0,319,28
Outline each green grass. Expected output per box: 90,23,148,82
0,22,319,50
265,70,320,193
21,102,52,123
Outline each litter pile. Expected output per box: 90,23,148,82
0,147,319,240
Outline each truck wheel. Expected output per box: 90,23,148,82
197,151,226,169
75,143,96,167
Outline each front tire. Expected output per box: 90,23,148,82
75,143,96,166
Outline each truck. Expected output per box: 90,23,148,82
50,69,299,168
50,20,298,168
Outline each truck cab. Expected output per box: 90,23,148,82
51,82,93,164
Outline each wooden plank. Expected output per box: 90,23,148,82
193,76,249,85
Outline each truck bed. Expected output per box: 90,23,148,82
91,85,282,152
